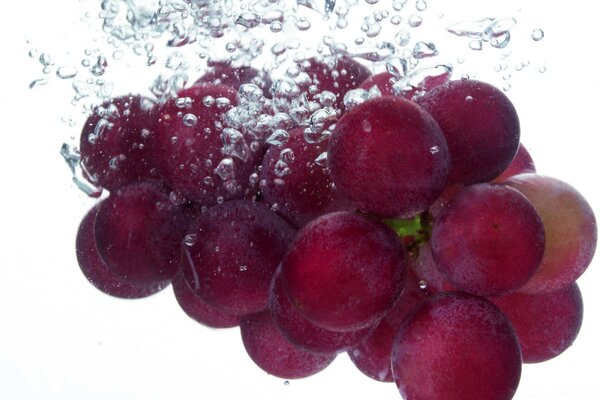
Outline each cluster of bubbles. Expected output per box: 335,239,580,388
38,0,546,196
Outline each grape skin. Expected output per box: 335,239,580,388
392,292,522,400
505,174,597,294
281,211,407,332
431,183,545,297
328,96,450,219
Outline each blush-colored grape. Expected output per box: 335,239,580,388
281,212,407,332
79,95,158,190
492,143,536,183
269,267,371,354
240,311,336,379
506,174,597,294
152,84,260,205
94,181,186,286
182,200,295,316
418,79,520,185
172,273,240,329
259,128,354,227
492,283,583,363
431,184,545,296
392,292,522,400
328,96,450,218
76,205,168,298
348,271,427,382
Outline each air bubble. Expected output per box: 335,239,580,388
395,30,411,46
56,66,78,79
184,234,198,246
531,28,544,41
415,0,427,12
413,42,438,59
469,40,483,51
182,113,198,127
430,145,440,154
408,15,422,27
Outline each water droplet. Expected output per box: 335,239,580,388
215,157,236,181
91,56,108,76
274,160,291,177
408,14,422,28
183,114,198,127
531,28,544,41
415,0,427,12
314,151,328,166
184,234,198,246
266,129,290,146
390,15,402,25
239,265,248,272
418,280,427,289
465,95,473,102
429,145,440,154
56,66,78,79
284,380,290,386
39,53,52,67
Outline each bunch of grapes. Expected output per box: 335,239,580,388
74,56,596,400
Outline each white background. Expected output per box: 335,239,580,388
1,0,599,399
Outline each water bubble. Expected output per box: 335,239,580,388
184,234,198,247
314,151,328,166
29,79,48,89
418,280,427,289
222,128,251,161
408,14,422,28
215,157,236,181
274,160,291,177
491,32,511,49
538,65,547,73
395,30,411,46
266,129,290,146
182,113,198,127
430,145,440,154
56,66,78,79
343,88,369,110
413,42,438,59
469,40,483,51
39,53,52,67
91,56,108,76
465,95,473,102
236,12,261,29
531,28,544,41
295,16,311,31
415,0,427,12
390,15,402,25
270,21,283,32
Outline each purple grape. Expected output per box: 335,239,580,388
94,181,186,286
76,205,168,298
418,79,520,185
194,61,272,97
269,267,372,354
492,283,583,363
240,311,336,379
431,183,545,297
182,200,295,316
281,211,407,332
492,143,536,183
506,174,597,294
259,127,354,227
328,96,450,219
172,273,239,329
392,292,522,400
79,95,158,190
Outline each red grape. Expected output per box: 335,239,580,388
492,143,536,183
152,83,260,205
269,267,372,354
182,200,295,316
410,242,455,295
172,273,240,329
281,211,407,332
431,183,545,296
392,292,522,400
418,79,520,185
328,96,450,218
492,283,583,363
79,95,158,190
194,61,272,97
94,181,186,286
76,205,168,298
506,174,597,293
240,311,336,379
358,72,395,96
259,127,354,227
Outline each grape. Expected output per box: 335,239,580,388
492,143,536,183
151,84,260,205
281,211,407,332
359,72,396,96
94,181,186,286
259,127,354,227
269,267,372,354
418,79,520,185
76,205,168,298
301,56,371,108
431,183,545,296
172,273,239,329
79,95,158,190
348,271,427,382
492,283,583,363
240,311,336,379
328,96,450,218
505,174,597,293
194,61,272,97
392,292,522,400
410,242,455,295
182,200,295,316
427,183,463,219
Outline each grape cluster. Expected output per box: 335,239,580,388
75,56,596,400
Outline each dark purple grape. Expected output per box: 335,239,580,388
418,79,520,185
410,242,456,295
492,283,583,363
431,183,545,297
506,174,597,294
240,311,336,379
392,292,522,400
172,273,239,329
492,143,536,183
151,84,260,206
194,61,272,97
79,95,158,190
269,267,371,354
182,200,295,316
281,212,407,332
259,127,354,227
359,72,396,96
94,181,186,286
348,271,427,382
76,205,168,298
328,96,450,218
